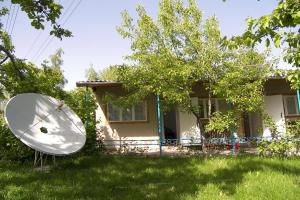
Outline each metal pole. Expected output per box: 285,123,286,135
231,127,235,154
230,103,235,155
297,90,300,112
157,95,163,155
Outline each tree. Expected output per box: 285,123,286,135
85,65,119,81
0,49,67,161
206,48,272,133
0,49,66,98
64,88,99,154
85,64,99,81
232,0,299,88
0,0,71,78
98,65,119,80
116,0,271,150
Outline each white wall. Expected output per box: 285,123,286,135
263,95,286,136
178,98,201,144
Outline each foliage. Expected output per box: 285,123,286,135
98,65,119,80
64,88,100,154
85,64,99,80
116,0,272,141
116,0,219,111
0,115,33,161
1,0,71,39
85,65,119,81
286,69,300,90
262,114,280,137
0,49,66,98
257,139,292,157
286,119,300,152
231,0,300,88
213,49,271,113
1,155,300,199
256,117,300,157
0,0,71,82
206,49,272,133
205,111,237,133
286,119,300,135
0,49,67,161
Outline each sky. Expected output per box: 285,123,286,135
3,0,279,90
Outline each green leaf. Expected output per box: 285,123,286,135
274,33,281,48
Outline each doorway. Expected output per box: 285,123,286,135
243,112,263,137
163,110,178,140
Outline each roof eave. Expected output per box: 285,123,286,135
76,81,122,87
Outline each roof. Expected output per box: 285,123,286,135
76,77,287,88
76,80,121,87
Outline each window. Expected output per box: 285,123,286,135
107,102,147,122
283,96,300,116
198,98,231,119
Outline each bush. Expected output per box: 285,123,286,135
257,139,292,157
256,115,296,157
0,115,34,161
286,119,300,153
64,88,104,154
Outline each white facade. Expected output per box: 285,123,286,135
263,95,286,136
177,95,291,139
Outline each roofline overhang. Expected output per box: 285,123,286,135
76,81,122,87
76,77,287,88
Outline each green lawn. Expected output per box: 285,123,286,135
0,155,299,200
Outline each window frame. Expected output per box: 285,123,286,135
106,101,148,123
283,95,300,116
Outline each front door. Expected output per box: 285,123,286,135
163,110,177,140
243,113,251,137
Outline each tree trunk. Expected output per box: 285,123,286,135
196,116,206,153
208,81,212,119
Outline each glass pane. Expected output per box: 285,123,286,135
122,107,132,121
286,97,297,115
108,104,120,121
134,102,146,120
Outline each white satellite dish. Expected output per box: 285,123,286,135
4,93,86,156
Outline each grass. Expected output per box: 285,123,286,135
0,155,300,200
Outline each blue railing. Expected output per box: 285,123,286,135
101,136,300,148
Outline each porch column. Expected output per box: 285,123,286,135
297,90,300,112
157,95,163,155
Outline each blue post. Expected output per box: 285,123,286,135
231,127,235,154
157,95,163,155
297,90,300,112
230,103,235,154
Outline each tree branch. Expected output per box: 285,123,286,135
0,44,24,80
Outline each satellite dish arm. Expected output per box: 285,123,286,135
57,100,64,110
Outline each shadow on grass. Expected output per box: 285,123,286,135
0,155,300,199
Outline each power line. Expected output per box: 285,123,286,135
24,31,43,58
4,3,12,32
25,0,77,59
32,0,83,63
60,0,83,26
9,5,19,36
6,4,15,33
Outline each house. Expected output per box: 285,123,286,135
76,78,300,151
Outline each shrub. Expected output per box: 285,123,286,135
257,139,292,157
64,88,104,154
256,115,294,157
0,115,34,161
